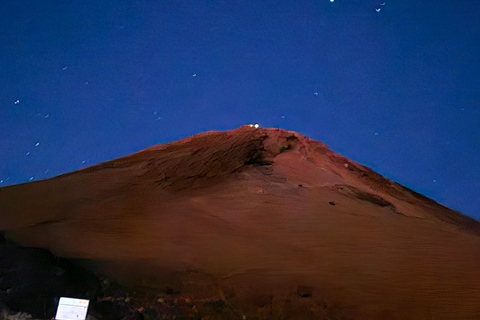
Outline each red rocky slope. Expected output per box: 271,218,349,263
1,126,479,319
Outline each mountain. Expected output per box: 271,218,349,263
1,126,479,320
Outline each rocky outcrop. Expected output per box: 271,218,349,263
1,126,479,319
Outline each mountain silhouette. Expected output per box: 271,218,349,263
1,126,479,319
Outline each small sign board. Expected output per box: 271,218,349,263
55,297,89,320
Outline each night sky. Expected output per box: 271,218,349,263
1,1,479,219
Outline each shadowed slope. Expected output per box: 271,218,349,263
1,126,479,319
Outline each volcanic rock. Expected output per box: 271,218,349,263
1,126,480,319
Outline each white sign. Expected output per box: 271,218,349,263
55,297,90,320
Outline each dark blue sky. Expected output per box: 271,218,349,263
1,0,479,219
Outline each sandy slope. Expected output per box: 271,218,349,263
1,126,479,319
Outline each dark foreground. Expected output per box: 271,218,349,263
0,238,246,320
